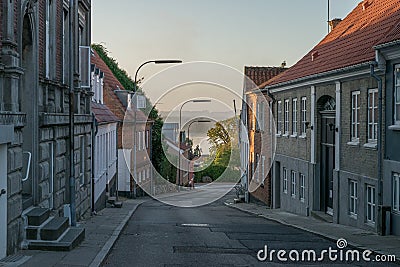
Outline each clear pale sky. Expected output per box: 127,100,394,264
92,0,361,111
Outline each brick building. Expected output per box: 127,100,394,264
91,51,153,199
262,0,400,235
0,0,92,257
241,66,286,205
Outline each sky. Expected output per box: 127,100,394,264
92,0,361,113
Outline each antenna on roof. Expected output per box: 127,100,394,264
327,0,330,34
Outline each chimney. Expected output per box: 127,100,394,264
328,18,342,32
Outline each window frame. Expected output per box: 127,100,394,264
393,173,400,213
283,168,288,194
395,65,400,125
351,91,361,142
366,185,376,224
284,99,290,135
291,171,296,198
300,173,305,202
367,89,378,143
301,97,307,136
349,180,358,217
277,101,282,135
292,98,298,136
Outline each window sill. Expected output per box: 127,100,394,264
276,133,282,138
282,134,289,138
349,214,358,220
363,142,377,150
388,124,400,131
299,134,307,139
347,141,360,147
290,134,298,138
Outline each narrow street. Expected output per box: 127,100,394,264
102,190,396,267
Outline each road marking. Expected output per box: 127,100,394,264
181,223,210,227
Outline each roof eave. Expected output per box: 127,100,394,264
262,61,374,93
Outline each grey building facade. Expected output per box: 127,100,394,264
0,0,92,257
262,0,400,235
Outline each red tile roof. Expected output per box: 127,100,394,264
91,50,149,124
244,66,287,89
265,0,400,87
91,102,119,124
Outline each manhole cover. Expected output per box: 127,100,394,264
0,255,31,266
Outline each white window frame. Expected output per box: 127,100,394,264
277,101,282,135
255,154,259,182
351,91,361,142
292,98,298,136
300,173,305,202
283,168,288,193
393,173,400,213
395,65,400,125
45,0,51,78
291,171,296,198
368,89,378,143
284,99,289,135
301,97,307,136
349,180,358,217
366,185,376,224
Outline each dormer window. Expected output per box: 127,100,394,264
91,66,104,104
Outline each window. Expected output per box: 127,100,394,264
45,0,51,78
79,46,91,88
255,154,259,182
366,185,376,224
292,98,297,135
256,103,260,131
146,130,150,149
351,91,361,142
301,97,307,135
368,89,378,142
395,65,400,125
258,102,265,131
142,131,146,150
283,168,288,193
394,173,400,212
284,99,289,135
62,9,69,83
138,132,141,151
277,101,282,134
291,171,296,198
261,156,265,185
349,180,358,217
300,173,305,202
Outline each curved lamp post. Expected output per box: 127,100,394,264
132,60,182,198
178,100,211,187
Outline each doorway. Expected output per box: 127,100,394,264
21,13,37,210
0,144,7,259
320,114,335,215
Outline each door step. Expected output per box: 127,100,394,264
24,207,85,251
28,227,85,251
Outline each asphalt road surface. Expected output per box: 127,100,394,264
103,187,397,267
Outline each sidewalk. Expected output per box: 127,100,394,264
9,198,146,267
225,201,400,262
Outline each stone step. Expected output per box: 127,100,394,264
107,196,117,204
26,208,50,226
40,217,69,241
28,227,85,251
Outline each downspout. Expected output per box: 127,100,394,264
69,0,76,226
91,114,98,213
115,123,119,202
370,63,383,234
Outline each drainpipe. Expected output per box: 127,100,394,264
69,0,76,226
370,63,383,234
91,114,98,213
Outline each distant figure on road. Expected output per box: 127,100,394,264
189,177,195,189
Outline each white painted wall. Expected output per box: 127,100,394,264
118,149,131,192
94,123,117,204
0,144,7,259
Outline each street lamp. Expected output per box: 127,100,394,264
178,100,211,187
132,59,182,198
187,119,211,141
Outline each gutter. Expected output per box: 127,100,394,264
370,63,384,235
262,62,373,92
